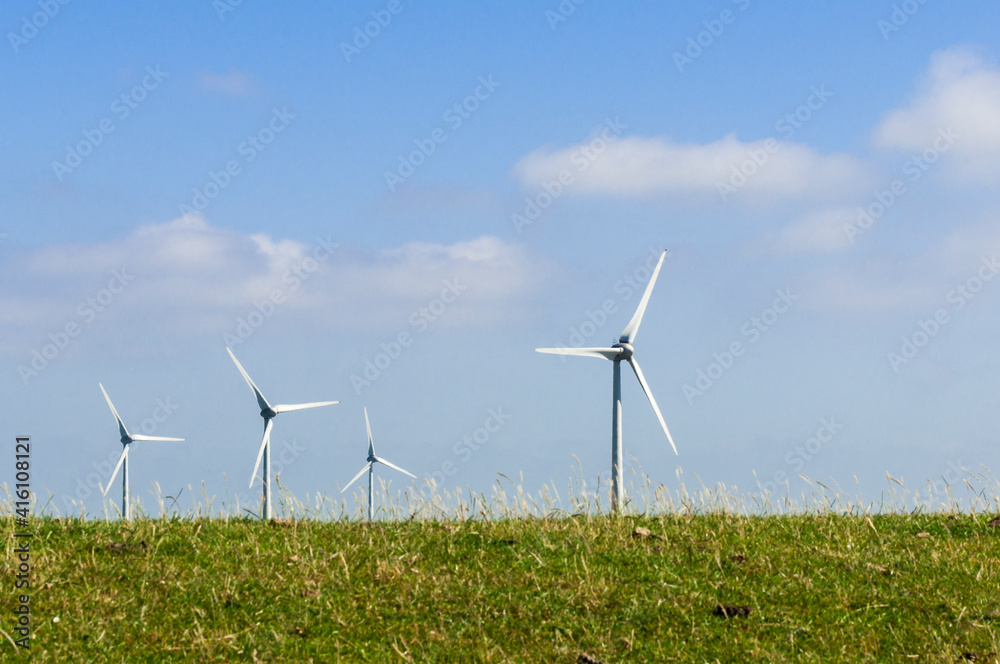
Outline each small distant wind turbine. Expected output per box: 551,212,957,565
535,250,677,512
226,347,338,520
99,383,184,520
341,407,416,520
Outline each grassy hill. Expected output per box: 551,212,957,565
4,511,1000,662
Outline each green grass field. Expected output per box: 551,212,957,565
5,510,1000,662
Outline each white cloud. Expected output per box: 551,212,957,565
873,46,1000,177
511,134,873,204
199,69,258,96
0,216,548,357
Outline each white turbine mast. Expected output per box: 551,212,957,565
535,250,677,512
226,347,338,520
341,407,416,520
99,383,184,520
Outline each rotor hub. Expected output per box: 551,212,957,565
261,408,277,419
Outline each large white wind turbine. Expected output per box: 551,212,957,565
226,347,339,520
99,383,184,520
341,407,416,520
535,250,677,512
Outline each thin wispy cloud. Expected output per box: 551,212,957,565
772,208,857,255
803,223,1000,315
199,69,259,96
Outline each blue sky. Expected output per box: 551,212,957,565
3,1,1000,517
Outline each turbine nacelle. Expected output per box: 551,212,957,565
260,408,278,420
611,342,634,360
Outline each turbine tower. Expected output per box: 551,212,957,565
226,347,338,520
341,407,416,520
99,383,184,520
535,250,677,512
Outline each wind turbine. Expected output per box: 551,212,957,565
226,347,339,520
535,250,677,512
341,407,416,520
99,383,184,520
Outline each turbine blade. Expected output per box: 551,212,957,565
226,347,273,413
364,406,375,457
627,357,678,455
619,250,667,343
273,401,339,414
535,347,622,360
103,445,129,496
341,462,373,493
374,456,416,479
99,383,130,440
129,435,185,442
249,419,273,488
